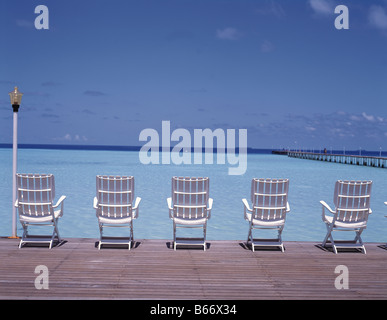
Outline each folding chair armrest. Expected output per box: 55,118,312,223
207,198,213,219
242,198,252,212
52,195,66,218
286,202,290,213
320,200,335,224
53,195,66,209
14,199,18,207
93,197,99,209
242,198,252,220
167,197,173,210
167,197,173,219
132,197,141,219
133,197,141,210
320,200,335,214
207,198,213,211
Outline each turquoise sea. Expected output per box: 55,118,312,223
0,147,386,242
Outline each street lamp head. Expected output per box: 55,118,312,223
9,86,23,106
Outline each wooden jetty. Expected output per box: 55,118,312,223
0,237,386,300
287,151,387,168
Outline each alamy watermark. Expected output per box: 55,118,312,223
335,5,349,30
34,265,49,290
34,5,49,30
138,121,247,175
30,4,348,31
334,265,349,290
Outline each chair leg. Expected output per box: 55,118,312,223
50,220,61,249
354,229,366,254
322,224,334,248
203,222,207,251
173,221,177,251
98,223,103,250
250,227,255,252
324,227,338,254
129,221,134,250
329,233,338,254
277,226,284,252
251,230,255,252
19,223,28,248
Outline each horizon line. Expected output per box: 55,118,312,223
0,143,384,155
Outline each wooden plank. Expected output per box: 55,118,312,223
0,238,386,299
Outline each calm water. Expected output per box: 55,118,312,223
0,148,386,242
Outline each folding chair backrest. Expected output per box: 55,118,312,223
171,176,209,220
251,178,289,221
16,173,55,218
96,175,134,218
333,180,372,223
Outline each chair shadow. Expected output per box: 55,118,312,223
94,240,141,250
377,244,387,251
165,241,211,251
19,239,67,249
315,242,365,254
239,242,285,252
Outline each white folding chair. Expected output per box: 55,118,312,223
15,173,66,249
93,175,141,250
167,177,212,250
320,180,372,254
242,178,290,252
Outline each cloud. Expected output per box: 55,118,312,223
255,0,286,18
82,109,96,115
74,134,88,142
251,111,387,145
368,5,387,30
41,81,62,87
0,80,16,86
53,133,87,142
40,113,60,118
216,27,243,40
24,91,50,97
16,19,34,28
362,112,375,122
261,40,275,53
83,90,106,96
308,0,334,16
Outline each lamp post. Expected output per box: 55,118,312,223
9,86,23,238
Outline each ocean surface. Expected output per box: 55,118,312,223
1,146,386,243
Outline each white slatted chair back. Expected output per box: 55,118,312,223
251,178,289,222
16,173,55,219
171,176,209,221
96,175,134,220
333,180,372,224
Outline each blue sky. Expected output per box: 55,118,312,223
1,0,387,150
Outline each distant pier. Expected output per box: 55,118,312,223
286,151,387,168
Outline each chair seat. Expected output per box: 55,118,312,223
19,210,62,223
173,217,208,225
245,213,285,227
323,214,367,229
98,216,133,225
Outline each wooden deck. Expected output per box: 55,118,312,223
0,237,386,300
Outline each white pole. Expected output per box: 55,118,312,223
12,111,18,238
